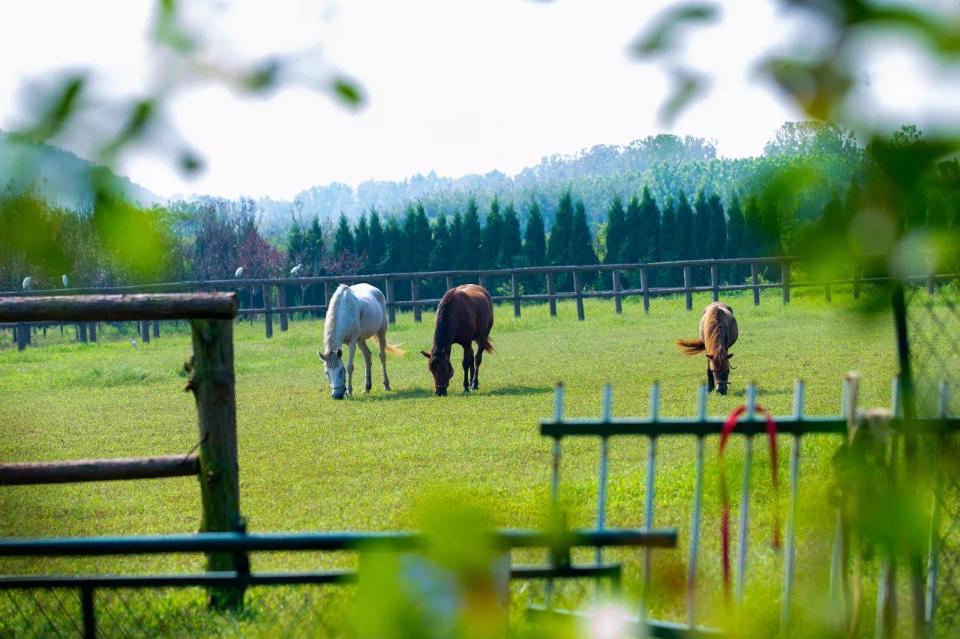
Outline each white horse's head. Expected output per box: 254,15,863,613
318,348,346,399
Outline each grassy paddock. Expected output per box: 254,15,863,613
0,288,901,635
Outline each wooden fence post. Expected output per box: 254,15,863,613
140,320,150,344
323,282,332,318
278,286,288,332
710,263,719,302
852,264,860,300
411,279,422,322
572,270,585,321
78,322,88,343
782,261,791,304
188,318,243,611
479,273,487,289
446,275,453,292
640,268,650,314
612,270,622,314
546,272,557,317
262,284,273,338
88,322,97,343
824,280,832,304
927,272,935,296
385,278,396,324
683,266,693,311
16,323,28,351
152,320,160,339
751,263,760,306
511,273,521,318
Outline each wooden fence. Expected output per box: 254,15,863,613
3,256,957,346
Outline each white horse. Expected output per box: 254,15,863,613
318,283,401,399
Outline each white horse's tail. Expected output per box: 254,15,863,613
384,343,406,356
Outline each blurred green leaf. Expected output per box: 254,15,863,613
243,60,280,92
658,69,707,125
631,3,718,57
332,77,364,107
18,75,86,143
152,0,195,53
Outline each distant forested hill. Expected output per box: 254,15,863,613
0,133,158,208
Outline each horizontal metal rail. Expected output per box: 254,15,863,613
0,564,623,590
0,528,677,557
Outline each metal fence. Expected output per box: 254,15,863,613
539,379,960,637
5,256,958,348
0,529,676,638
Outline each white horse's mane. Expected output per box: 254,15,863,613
323,284,357,355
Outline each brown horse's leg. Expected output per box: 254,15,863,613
472,339,484,390
706,365,715,393
462,344,474,393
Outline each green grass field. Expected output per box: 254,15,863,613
0,288,902,636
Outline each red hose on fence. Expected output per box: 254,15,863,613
718,404,780,602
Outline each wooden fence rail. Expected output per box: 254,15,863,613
3,258,958,345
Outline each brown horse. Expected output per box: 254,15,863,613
421,284,494,396
676,302,739,395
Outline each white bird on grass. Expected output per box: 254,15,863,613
62,274,69,287
234,266,245,278
290,264,303,275
130,339,138,348
22,276,32,290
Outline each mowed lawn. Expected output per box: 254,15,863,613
0,288,900,633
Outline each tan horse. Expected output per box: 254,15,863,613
676,302,739,395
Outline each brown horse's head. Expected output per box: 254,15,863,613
708,352,733,395
422,349,454,396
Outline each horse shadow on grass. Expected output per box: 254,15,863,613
354,385,553,401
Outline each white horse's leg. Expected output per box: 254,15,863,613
346,340,358,397
376,328,391,391
358,339,373,393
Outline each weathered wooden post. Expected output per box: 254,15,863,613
140,320,150,344
445,275,453,292
612,270,622,314
927,272,935,296
751,263,760,306
385,278,396,324
824,280,832,304
323,282,332,318
546,272,557,317
782,261,791,304
16,323,28,351
683,266,693,311
511,273,521,318
640,268,650,314
88,322,97,343
411,279,422,322
710,263,719,302
278,286,288,332
479,273,487,289
262,284,273,338
79,322,88,343
187,316,243,611
572,270,585,321
152,320,160,338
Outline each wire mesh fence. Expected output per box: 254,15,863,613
905,279,960,635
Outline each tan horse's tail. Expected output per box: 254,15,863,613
676,338,706,355
384,343,406,356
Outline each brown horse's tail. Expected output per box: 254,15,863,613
479,336,494,354
676,338,706,355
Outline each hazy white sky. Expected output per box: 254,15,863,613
1,1,957,200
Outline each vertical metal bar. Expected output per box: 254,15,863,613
687,384,708,627
736,384,757,604
640,267,650,313
782,381,805,632
81,586,96,639
643,384,660,603
595,385,612,570
546,272,557,317
925,381,949,633
683,266,693,311
612,270,623,314
546,384,564,606
877,380,903,638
